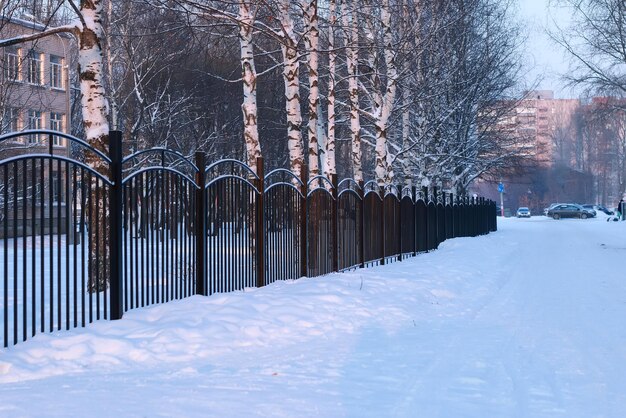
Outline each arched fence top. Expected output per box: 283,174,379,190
363,180,380,194
122,166,200,189
307,188,335,200
384,184,400,198
205,174,260,194
205,159,259,181
337,178,362,195
307,175,334,191
264,168,304,188
264,181,303,197
0,153,113,185
0,129,112,165
122,147,199,172
401,186,414,200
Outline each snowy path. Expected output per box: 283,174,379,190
1,217,625,417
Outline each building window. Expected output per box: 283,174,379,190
1,107,19,134
50,112,65,146
3,48,20,81
50,55,64,89
51,173,64,203
27,110,42,143
27,50,43,85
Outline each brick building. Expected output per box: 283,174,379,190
1,15,71,141
1,16,73,238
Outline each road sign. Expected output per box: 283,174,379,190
498,182,504,193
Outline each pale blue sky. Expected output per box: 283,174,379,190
516,0,575,98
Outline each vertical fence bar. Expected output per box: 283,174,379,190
195,152,206,296
255,157,265,287
109,131,123,320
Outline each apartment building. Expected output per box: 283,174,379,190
0,16,73,238
476,91,593,212
1,15,71,144
512,90,581,166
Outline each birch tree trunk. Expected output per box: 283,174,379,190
343,0,362,182
78,0,112,292
401,84,412,187
239,0,262,173
323,0,337,178
374,0,398,185
303,0,320,177
79,0,110,160
279,0,304,178
364,1,386,185
401,0,412,187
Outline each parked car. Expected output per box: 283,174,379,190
543,203,563,216
581,204,597,217
547,203,595,219
516,207,531,218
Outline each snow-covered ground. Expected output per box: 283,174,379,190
1,216,625,417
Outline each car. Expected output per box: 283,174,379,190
594,205,614,215
516,207,531,218
547,203,595,220
581,204,597,217
544,203,563,216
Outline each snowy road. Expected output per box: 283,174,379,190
1,216,625,417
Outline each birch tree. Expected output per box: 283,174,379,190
278,0,304,178
302,0,320,177
342,0,363,181
161,0,263,172
357,0,398,185
323,0,337,178
238,0,262,172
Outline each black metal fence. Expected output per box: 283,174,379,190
0,130,497,348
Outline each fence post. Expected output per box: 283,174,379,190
109,130,123,320
255,157,265,287
422,186,429,250
412,186,417,256
300,165,309,278
397,184,402,262
194,152,207,296
331,174,339,272
380,185,385,265
433,186,439,247
358,180,365,268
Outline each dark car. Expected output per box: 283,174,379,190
594,205,614,215
581,204,597,217
547,203,595,220
544,203,564,216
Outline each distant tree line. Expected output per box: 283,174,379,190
551,0,626,202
